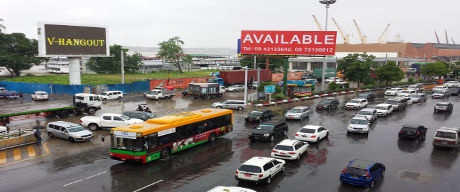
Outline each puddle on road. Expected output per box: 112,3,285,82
396,169,433,184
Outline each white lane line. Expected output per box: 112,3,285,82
133,179,163,192
63,171,108,187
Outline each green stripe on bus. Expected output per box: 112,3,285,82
111,149,146,156
146,152,161,162
172,139,208,153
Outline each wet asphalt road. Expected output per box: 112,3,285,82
0,90,460,192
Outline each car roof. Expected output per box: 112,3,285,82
34,91,47,93
301,125,322,130
123,111,147,114
75,93,98,96
436,102,451,105
350,98,366,101
291,106,309,109
403,124,423,128
243,157,275,166
276,139,300,146
360,108,376,112
438,127,460,132
349,159,375,169
352,116,368,121
261,120,283,125
376,103,391,107
48,121,79,127
102,113,122,116
103,91,121,93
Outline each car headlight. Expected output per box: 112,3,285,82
74,136,81,138
255,117,260,119
264,133,269,137
348,125,352,129
248,133,252,136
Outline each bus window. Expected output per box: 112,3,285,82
159,134,174,145
145,134,158,149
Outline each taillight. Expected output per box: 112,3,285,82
272,150,277,153
342,167,348,173
311,135,316,138
416,132,420,135
288,152,296,155
366,171,370,179
295,133,299,136
399,130,402,134
235,171,238,174
434,139,441,143
80,120,82,124
448,141,456,145
258,174,263,178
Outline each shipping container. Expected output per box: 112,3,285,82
219,70,272,85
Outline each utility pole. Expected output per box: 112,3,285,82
121,49,125,84
319,0,336,91
283,58,288,96
243,66,248,103
257,67,260,99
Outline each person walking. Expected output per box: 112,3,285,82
34,128,42,145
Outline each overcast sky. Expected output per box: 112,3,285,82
1,0,459,48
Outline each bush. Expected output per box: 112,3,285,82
343,83,350,89
328,82,339,90
408,77,414,83
272,93,287,101
311,85,316,91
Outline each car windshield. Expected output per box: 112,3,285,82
320,100,333,104
375,106,387,110
121,115,130,120
37,93,47,95
300,128,315,133
101,93,107,96
410,94,419,98
68,126,85,132
289,109,302,113
358,111,372,115
350,119,368,125
345,167,367,176
401,127,416,133
434,91,445,94
348,100,359,104
250,111,263,115
436,103,449,106
435,131,457,139
387,100,398,105
274,145,294,151
145,113,156,118
238,165,262,173
256,124,274,131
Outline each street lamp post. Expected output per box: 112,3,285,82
319,0,336,91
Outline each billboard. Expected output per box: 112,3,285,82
240,30,337,55
37,22,109,57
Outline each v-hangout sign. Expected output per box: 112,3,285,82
37,22,109,57
240,30,337,56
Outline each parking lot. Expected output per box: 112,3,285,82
0,90,459,192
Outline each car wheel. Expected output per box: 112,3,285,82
117,96,122,100
48,132,54,138
69,137,75,143
160,148,171,158
270,135,275,141
237,106,243,111
208,133,217,142
88,123,99,131
369,180,375,188
266,176,271,184
217,106,222,109
325,131,329,138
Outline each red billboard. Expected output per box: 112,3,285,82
240,30,337,55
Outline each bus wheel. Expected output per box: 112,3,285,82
161,148,171,158
209,133,217,142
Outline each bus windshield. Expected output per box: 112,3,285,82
112,137,145,152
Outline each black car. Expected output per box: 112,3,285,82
398,124,427,141
249,120,288,142
245,110,274,123
357,93,376,102
122,111,156,121
316,98,339,110
449,87,460,96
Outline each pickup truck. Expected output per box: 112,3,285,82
145,86,175,100
80,113,143,131
0,87,19,99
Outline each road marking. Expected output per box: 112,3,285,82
13,149,21,160
0,141,53,168
27,146,36,157
63,171,108,187
0,152,6,164
133,180,163,192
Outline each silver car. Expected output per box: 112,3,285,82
212,100,246,110
46,121,93,142
285,106,310,120
225,85,245,92
355,108,378,123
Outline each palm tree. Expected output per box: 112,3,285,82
0,18,6,33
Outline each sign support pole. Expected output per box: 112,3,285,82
283,57,288,96
68,57,81,85
121,49,125,84
244,66,248,103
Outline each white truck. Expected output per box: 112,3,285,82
80,113,143,131
145,86,175,100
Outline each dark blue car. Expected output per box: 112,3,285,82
340,159,385,188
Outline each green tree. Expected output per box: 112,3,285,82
240,57,284,71
157,36,189,73
420,61,450,80
0,33,46,76
87,45,142,74
337,53,378,87
328,81,339,90
375,60,404,86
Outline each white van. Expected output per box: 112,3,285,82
100,91,123,100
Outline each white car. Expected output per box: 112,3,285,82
208,186,256,192
31,91,49,101
397,90,416,97
226,85,245,92
100,91,123,100
212,100,246,110
345,99,368,110
285,106,309,120
235,157,285,184
432,85,448,92
325,77,340,83
46,121,93,142
374,104,393,117
295,125,329,143
355,108,378,123
445,81,460,88
271,139,309,160
385,88,404,96
80,113,143,130
347,116,370,134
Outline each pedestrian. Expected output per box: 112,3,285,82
19,91,23,100
34,128,42,145
6,126,9,133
